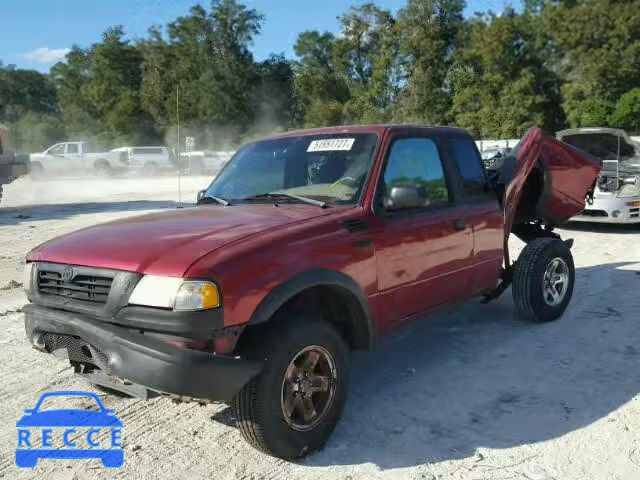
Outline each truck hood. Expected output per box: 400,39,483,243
27,205,334,276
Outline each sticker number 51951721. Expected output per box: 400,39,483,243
307,138,355,152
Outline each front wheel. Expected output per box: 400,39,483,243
143,162,159,176
232,316,350,459
29,162,44,180
512,238,575,323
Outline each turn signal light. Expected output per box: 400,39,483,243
625,201,640,207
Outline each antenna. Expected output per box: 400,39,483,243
176,84,183,208
616,130,620,191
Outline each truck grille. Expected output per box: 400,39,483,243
579,209,608,217
37,269,113,304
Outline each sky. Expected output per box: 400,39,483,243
0,0,514,72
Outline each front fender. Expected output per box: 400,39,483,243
249,268,375,349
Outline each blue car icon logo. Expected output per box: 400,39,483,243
16,391,124,468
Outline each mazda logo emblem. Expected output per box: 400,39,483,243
61,266,74,282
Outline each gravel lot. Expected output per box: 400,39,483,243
1,175,639,480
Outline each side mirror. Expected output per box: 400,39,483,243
197,190,206,202
385,185,425,211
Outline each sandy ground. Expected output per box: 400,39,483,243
0,175,639,480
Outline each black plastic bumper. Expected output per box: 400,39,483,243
24,304,262,402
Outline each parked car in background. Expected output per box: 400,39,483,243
111,146,176,176
180,150,234,175
480,147,512,170
30,142,127,177
557,128,640,224
0,124,30,203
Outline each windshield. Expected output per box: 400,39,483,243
561,133,640,173
205,133,378,205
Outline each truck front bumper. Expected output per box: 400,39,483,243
24,304,262,402
572,195,640,224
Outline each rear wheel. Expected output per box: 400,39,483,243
512,238,575,322
143,162,159,176
94,160,111,176
232,316,349,459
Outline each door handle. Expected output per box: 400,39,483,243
453,219,467,231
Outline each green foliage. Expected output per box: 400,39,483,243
334,4,400,123
569,98,615,128
0,64,58,122
541,0,640,128
140,1,266,147
2,0,640,149
8,112,65,152
51,27,156,147
450,9,565,137
293,31,349,127
610,88,640,132
0,64,63,151
395,0,465,124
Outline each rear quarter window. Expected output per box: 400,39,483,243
449,137,490,199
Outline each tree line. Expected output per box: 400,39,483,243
1,0,639,152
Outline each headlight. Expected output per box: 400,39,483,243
174,281,220,310
128,275,220,311
23,263,34,296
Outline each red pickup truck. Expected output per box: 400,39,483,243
23,125,600,459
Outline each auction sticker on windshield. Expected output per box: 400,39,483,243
307,138,355,152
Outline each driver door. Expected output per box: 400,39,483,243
372,135,475,327
44,144,67,172
64,143,84,171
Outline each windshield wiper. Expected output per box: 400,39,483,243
244,192,327,208
197,194,231,206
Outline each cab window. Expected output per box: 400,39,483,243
449,137,489,198
382,137,451,208
49,144,65,155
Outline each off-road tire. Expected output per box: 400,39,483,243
513,238,575,323
232,316,350,459
94,160,111,176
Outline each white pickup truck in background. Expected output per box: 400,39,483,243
111,146,176,175
29,142,128,177
181,150,234,175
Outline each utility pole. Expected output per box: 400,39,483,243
176,84,183,208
